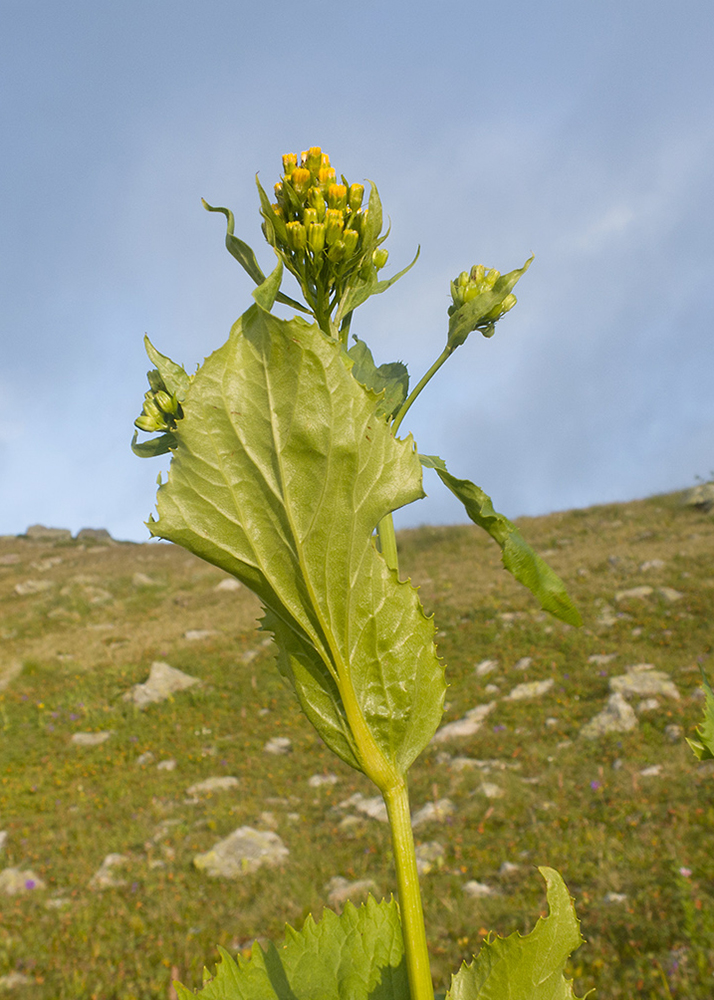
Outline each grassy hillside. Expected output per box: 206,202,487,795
1,490,713,999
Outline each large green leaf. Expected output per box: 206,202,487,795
347,338,409,419
420,456,582,627
174,896,408,1000
447,868,588,1000
687,668,714,761
146,301,444,779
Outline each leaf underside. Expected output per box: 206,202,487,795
419,456,581,627
447,868,588,1000
146,304,444,775
173,896,409,1000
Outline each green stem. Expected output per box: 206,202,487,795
383,779,434,1000
376,512,399,573
392,345,453,436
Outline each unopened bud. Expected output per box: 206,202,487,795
483,268,499,290
154,390,177,415
327,240,346,262
470,264,485,284
325,208,344,245
327,184,347,211
372,248,389,270
343,229,359,255
307,222,326,253
271,203,285,220
457,271,469,288
317,166,337,190
348,183,364,211
303,207,318,228
290,168,312,196
305,147,323,173
282,152,298,176
307,186,326,221
500,293,517,313
321,152,330,168
286,221,307,250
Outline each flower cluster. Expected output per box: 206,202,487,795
134,370,182,434
448,265,516,320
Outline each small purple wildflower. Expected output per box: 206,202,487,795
25,879,36,890
590,780,602,791
69,713,79,721
493,725,506,732
679,867,692,878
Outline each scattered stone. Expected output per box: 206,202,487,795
463,880,498,898
448,757,521,773
215,578,241,591
415,841,445,875
665,724,683,743
588,654,618,665
580,693,637,739
640,559,665,572
308,773,339,788
683,482,714,511
136,751,156,765
484,684,500,695
610,669,680,701
513,657,532,671
132,572,161,587
411,799,455,828
432,702,496,742
659,587,684,603
0,972,33,989
499,861,520,876
44,896,71,910
0,832,6,853
640,765,663,777
0,867,46,895
604,892,628,904
338,793,388,822
326,875,377,906
594,602,619,627
122,661,201,707
89,853,129,889
505,679,554,701
14,579,53,596
259,811,278,829
638,699,660,713
193,827,288,878
76,528,113,543
71,731,112,747
157,759,177,771
31,556,62,571
187,776,240,795
478,783,505,799
475,659,498,677
184,629,218,641
545,717,559,727
264,737,292,755
25,524,72,542
615,586,653,602
339,815,366,830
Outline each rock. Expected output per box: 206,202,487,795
122,661,201,707
184,629,218,641
263,737,292,755
215,578,241,591
432,702,496,742
338,793,388,822
665,724,683,742
637,698,660,713
136,751,155,765
659,587,684,603
478,783,505,799
157,759,177,771
683,482,714,511
639,765,663,777
338,815,366,830
326,875,377,906
415,841,445,875
89,853,129,889
463,880,498,898
132,572,160,587
14,579,53,596
499,861,520,875
0,867,46,895
308,773,339,788
514,657,532,671
44,896,71,910
0,832,6,853
71,731,112,746
484,684,500,695
193,827,288,878
25,524,72,542
76,528,113,543
186,776,240,795
594,602,620,627
505,679,554,701
580,693,637,739
604,892,628,904
588,654,618,665
615,586,653,602
475,659,498,677
411,799,455,828
640,559,665,572
610,669,680,701
448,757,521,773
0,972,33,989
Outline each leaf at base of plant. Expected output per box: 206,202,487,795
686,667,714,761
447,867,589,1000
173,895,408,1000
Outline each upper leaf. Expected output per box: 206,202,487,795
447,868,588,1000
146,305,444,780
174,896,408,1000
347,338,409,419
686,667,714,761
420,456,582,627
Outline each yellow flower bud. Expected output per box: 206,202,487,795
282,152,298,176
286,221,307,250
290,167,312,196
321,152,330,168
372,248,389,270
307,186,326,221
325,208,344,245
327,184,347,211
348,183,364,211
307,222,326,253
457,271,469,288
470,264,485,285
271,203,285,220
343,229,359,255
327,240,346,262
500,293,517,313
483,268,499,290
155,390,178,415
305,146,323,174
303,207,318,228
317,166,337,190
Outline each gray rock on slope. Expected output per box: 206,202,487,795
122,661,201,707
193,827,289,878
432,702,496,742
581,692,637,739
610,666,680,701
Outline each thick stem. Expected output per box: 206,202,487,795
383,779,434,1000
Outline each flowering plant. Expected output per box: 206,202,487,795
134,147,586,1000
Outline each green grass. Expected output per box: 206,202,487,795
1,490,713,999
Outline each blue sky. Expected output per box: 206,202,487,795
1,0,712,541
